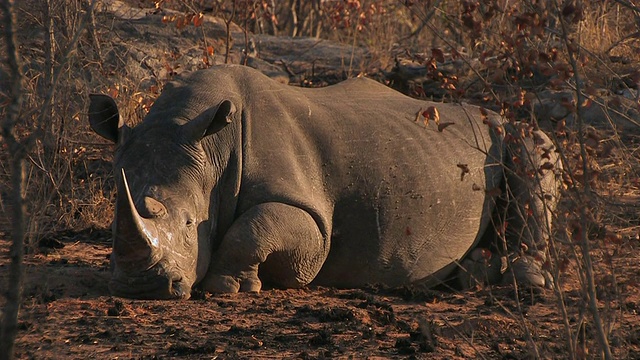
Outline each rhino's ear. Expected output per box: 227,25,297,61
88,94,127,143
182,100,236,142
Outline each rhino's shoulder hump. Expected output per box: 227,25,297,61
308,77,412,107
331,76,396,93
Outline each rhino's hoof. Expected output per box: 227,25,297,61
457,248,502,289
239,278,262,293
203,275,241,293
504,253,552,289
203,274,263,294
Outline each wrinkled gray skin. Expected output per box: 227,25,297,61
88,64,560,299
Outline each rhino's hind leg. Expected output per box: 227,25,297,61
202,202,328,293
500,126,561,288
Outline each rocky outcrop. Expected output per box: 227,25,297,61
93,0,369,91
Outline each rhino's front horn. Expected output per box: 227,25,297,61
114,169,162,266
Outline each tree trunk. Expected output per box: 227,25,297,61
0,0,26,358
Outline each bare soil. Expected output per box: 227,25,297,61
2,225,639,359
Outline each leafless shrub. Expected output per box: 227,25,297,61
1,1,99,356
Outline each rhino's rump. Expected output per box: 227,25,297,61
238,78,503,287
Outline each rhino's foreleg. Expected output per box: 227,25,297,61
202,202,328,293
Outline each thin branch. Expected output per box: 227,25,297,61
223,1,236,64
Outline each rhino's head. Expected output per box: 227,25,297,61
88,94,234,299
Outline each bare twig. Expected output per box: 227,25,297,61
85,0,102,62
223,0,236,64
242,1,254,66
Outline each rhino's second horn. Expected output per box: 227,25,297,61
143,196,167,218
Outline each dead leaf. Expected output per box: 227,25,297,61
422,106,439,127
562,172,574,189
431,48,445,63
480,107,489,124
193,13,204,27
108,86,119,99
442,81,456,91
176,16,188,29
555,119,567,136
457,163,470,181
524,201,533,217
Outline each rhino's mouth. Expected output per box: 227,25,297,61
109,269,191,300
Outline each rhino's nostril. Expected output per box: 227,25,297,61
170,278,190,300
109,266,191,299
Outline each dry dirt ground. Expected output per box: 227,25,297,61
1,225,639,359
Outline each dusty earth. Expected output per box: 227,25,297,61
1,225,640,360
1,219,639,359
2,1,640,359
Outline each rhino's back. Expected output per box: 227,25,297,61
233,72,503,287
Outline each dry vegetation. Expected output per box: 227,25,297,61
1,0,640,359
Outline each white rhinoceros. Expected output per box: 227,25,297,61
88,64,560,299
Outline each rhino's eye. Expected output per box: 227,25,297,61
182,210,195,228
